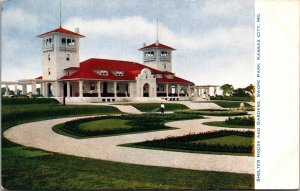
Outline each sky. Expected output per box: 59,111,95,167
1,0,254,88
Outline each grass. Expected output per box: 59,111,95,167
2,100,254,189
3,146,254,190
127,130,254,156
203,121,255,129
78,119,131,131
195,135,253,147
210,96,254,102
119,103,188,112
211,101,252,108
176,109,248,116
53,113,203,138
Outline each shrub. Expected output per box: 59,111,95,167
225,117,255,126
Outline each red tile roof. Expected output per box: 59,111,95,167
37,27,85,38
59,58,192,84
64,67,80,70
139,42,176,51
35,76,42,80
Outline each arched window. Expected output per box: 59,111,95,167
66,54,70,61
48,54,50,61
48,68,51,75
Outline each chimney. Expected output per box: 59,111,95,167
75,27,80,34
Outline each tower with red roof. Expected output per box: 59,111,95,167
139,41,175,72
37,27,85,81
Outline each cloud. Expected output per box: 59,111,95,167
64,16,253,52
3,7,38,29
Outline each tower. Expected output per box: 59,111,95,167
37,27,85,80
139,20,175,72
139,42,175,72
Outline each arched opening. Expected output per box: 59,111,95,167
47,83,53,97
143,83,150,97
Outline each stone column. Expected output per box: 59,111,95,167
187,84,191,97
166,84,169,98
67,81,70,97
97,81,101,97
113,82,117,98
14,84,18,95
177,84,180,97
22,84,27,95
79,81,83,97
205,87,209,100
31,82,36,95
5,84,9,96
213,87,217,96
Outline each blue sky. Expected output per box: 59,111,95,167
2,0,254,88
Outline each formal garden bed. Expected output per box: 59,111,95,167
53,113,204,138
123,130,254,156
175,109,248,116
203,116,255,129
117,103,188,112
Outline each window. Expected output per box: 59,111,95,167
67,39,71,45
163,63,166,69
66,54,70,61
90,83,95,90
116,71,124,76
145,51,155,58
48,68,51,75
48,54,51,61
61,38,66,44
45,38,52,46
117,85,119,91
161,51,168,57
100,70,108,76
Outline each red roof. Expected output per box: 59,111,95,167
37,27,85,38
139,42,176,51
35,76,42,80
59,58,192,84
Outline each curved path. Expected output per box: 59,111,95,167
4,114,254,174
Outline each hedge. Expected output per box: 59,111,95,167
2,97,59,105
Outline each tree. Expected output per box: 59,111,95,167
220,84,234,96
244,84,255,97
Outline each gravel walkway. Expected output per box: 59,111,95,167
4,115,254,174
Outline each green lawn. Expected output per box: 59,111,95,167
211,101,252,108
2,99,254,189
120,103,188,112
195,135,253,147
176,109,248,116
210,96,254,102
203,121,255,129
126,131,254,156
78,119,131,131
53,113,203,138
3,146,253,190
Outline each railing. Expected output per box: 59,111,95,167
42,44,54,52
144,56,155,62
59,45,78,52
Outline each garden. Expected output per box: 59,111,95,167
2,98,254,189
117,102,189,112
123,130,254,156
53,113,204,138
203,116,255,129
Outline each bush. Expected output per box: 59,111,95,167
2,97,59,105
225,117,254,126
